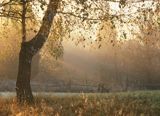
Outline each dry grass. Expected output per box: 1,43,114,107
0,91,160,116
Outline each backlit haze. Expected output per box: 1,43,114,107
0,0,159,91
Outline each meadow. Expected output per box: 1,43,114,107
0,91,160,116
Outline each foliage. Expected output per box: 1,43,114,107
47,16,64,59
0,0,159,54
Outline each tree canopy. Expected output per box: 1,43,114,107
0,0,159,46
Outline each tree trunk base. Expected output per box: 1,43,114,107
16,82,34,104
16,42,34,105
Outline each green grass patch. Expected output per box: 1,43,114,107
0,91,160,116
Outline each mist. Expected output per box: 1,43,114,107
0,0,160,92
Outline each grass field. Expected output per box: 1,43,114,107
0,91,160,116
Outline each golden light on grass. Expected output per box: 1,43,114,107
0,91,160,115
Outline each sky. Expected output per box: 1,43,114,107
31,0,157,41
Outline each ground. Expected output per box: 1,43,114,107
0,91,160,116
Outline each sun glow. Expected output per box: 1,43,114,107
109,1,158,41
32,0,158,43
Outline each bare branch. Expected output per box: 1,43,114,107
0,0,14,7
57,11,108,21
